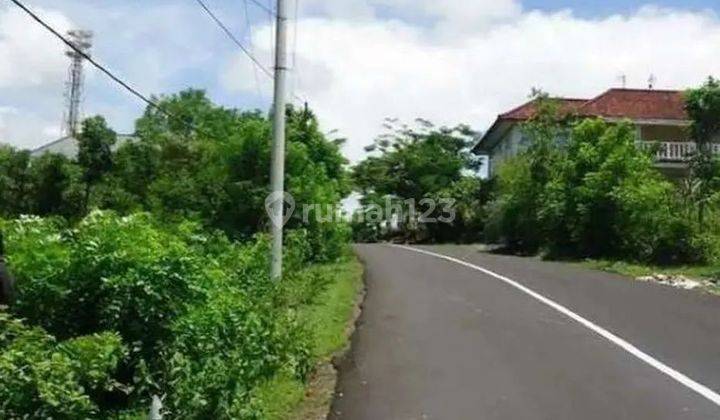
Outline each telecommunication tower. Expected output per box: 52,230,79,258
62,30,92,137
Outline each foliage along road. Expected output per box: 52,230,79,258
330,244,720,419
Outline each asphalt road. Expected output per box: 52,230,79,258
329,244,720,420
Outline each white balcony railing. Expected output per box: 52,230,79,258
636,141,720,162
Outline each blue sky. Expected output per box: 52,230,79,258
1,0,720,167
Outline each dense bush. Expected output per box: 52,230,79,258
484,156,542,252
163,295,310,419
0,90,352,418
5,213,203,349
487,116,706,264
0,312,126,419
1,211,341,418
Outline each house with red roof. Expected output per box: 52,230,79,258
474,88,716,178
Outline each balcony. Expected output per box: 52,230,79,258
636,141,720,162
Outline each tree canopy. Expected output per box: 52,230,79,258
352,118,487,242
0,89,351,262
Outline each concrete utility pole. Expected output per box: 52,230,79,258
269,0,289,280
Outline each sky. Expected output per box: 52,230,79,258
1,0,720,170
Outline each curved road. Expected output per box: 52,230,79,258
330,244,720,420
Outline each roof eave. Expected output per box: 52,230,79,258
472,118,517,154
602,117,691,126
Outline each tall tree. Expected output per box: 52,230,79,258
0,146,32,217
126,90,351,260
29,152,82,217
77,116,117,212
685,77,720,225
353,118,482,242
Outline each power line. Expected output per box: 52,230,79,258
249,0,276,16
242,0,263,97
10,0,162,112
195,0,305,103
194,0,273,79
8,0,209,137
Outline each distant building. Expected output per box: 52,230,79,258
30,134,136,158
473,88,714,178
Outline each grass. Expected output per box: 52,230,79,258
253,257,364,420
578,259,719,279
577,259,720,294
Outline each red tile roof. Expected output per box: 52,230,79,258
577,89,687,120
497,89,688,122
475,88,690,153
500,98,588,120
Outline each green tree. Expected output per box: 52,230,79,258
539,119,662,257
123,89,350,261
29,152,83,218
488,115,699,263
0,146,32,217
685,77,720,225
485,93,572,251
104,141,160,209
433,176,492,242
77,116,117,212
353,118,482,242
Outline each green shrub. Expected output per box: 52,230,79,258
487,117,712,264
2,211,343,418
613,177,703,263
7,212,204,360
484,157,543,252
162,293,311,419
546,119,700,262
0,312,125,419
2,216,71,327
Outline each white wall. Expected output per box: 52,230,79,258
489,125,528,176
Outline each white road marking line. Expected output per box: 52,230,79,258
392,244,720,407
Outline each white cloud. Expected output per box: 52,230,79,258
300,0,375,20
222,3,720,164
0,1,230,149
2,1,720,165
0,5,72,89
300,0,522,28
0,106,60,149
0,106,17,137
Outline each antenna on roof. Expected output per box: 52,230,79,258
617,74,627,88
648,74,656,90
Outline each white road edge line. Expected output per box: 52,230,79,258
392,244,720,407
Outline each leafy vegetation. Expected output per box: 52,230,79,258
684,77,720,227
248,259,363,420
351,118,488,243
1,210,359,418
0,312,126,419
350,80,720,276
486,87,720,268
0,90,359,418
0,89,349,263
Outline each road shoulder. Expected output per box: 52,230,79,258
259,256,366,420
